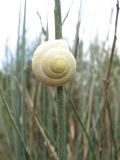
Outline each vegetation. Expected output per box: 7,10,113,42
0,0,120,160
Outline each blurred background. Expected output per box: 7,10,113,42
0,0,120,160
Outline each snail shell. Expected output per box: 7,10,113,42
32,39,76,86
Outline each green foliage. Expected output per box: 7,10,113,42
0,1,120,160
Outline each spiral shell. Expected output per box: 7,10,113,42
32,39,76,86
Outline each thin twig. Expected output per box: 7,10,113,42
106,0,119,80
102,8,113,53
62,0,73,25
29,81,39,155
72,0,83,57
83,72,96,160
69,94,96,159
100,1,119,160
37,11,47,37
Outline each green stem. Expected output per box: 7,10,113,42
69,96,96,158
54,0,67,159
57,87,67,160
21,0,26,140
0,87,33,160
54,0,62,39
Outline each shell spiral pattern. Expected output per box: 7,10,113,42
32,39,76,86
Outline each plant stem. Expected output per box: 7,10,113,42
29,81,39,155
0,87,33,160
100,1,119,159
57,87,67,160
54,0,67,159
54,0,62,39
69,96,96,158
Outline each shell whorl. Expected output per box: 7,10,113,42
32,39,76,86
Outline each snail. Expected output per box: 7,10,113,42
32,39,76,86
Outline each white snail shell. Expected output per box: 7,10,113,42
32,39,76,86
